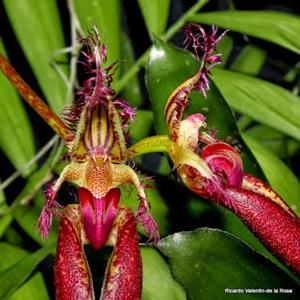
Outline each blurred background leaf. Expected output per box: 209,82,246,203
3,0,68,112
0,243,51,299
0,40,35,175
137,0,171,38
74,0,121,78
212,69,300,141
189,11,300,54
242,134,300,215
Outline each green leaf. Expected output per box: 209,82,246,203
158,228,300,300
3,0,67,112
0,243,51,299
0,214,13,239
242,134,300,216
188,11,300,54
217,35,233,67
8,273,49,300
137,0,171,37
146,39,199,135
212,69,300,141
74,0,121,76
141,247,186,300
231,44,266,76
0,243,49,300
120,32,143,106
244,125,300,157
0,40,35,174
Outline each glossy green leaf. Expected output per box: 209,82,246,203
242,134,300,216
158,228,300,300
188,11,300,54
212,69,300,141
146,39,199,135
245,125,300,158
0,243,49,300
231,44,266,76
137,0,171,37
141,247,186,300
3,0,67,112
0,244,51,299
120,32,143,106
74,0,121,76
0,40,35,174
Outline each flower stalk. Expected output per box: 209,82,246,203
0,53,72,142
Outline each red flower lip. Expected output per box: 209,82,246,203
79,187,120,250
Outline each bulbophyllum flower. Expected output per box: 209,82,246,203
165,25,300,275
129,24,300,275
0,28,157,299
37,29,158,243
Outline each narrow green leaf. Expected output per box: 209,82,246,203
137,0,171,37
245,125,300,157
146,39,198,135
231,44,266,76
120,32,143,106
217,35,233,67
0,40,35,174
0,243,49,300
3,0,67,112
188,11,300,54
242,134,300,216
74,0,121,76
0,214,13,239
141,247,186,300
212,69,300,141
158,228,300,300
0,244,51,299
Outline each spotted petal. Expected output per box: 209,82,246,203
55,205,94,300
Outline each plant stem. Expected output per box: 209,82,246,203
0,135,59,191
114,0,210,93
66,0,84,105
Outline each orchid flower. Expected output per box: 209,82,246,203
0,28,158,299
129,24,300,275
